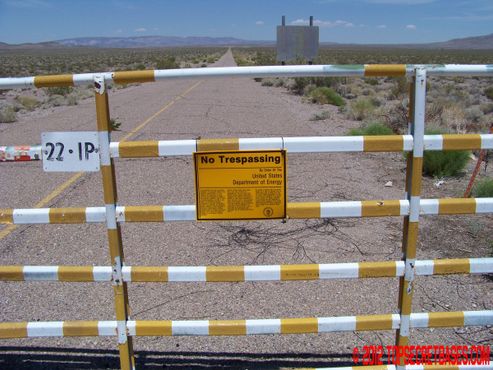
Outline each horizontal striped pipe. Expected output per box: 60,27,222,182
0,207,106,224
5,134,493,163
0,321,117,339
312,366,493,370
1,311,491,339
110,134,493,158
0,145,41,162
1,258,491,282
1,65,492,89
1,198,492,224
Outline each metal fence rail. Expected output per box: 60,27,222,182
1,198,492,224
1,310,492,339
1,64,492,90
0,65,492,370
3,133,493,161
1,258,492,282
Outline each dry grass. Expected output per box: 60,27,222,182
0,47,226,115
232,46,493,135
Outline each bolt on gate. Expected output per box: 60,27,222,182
1,64,493,370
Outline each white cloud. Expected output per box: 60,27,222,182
291,18,354,28
114,29,123,34
134,28,147,32
406,24,417,30
377,24,387,28
255,20,264,25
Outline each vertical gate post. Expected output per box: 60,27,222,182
396,68,426,356
94,76,135,370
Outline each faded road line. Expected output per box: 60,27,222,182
0,80,202,241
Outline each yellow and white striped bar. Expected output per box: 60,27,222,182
410,311,493,329
124,258,493,282
6,134,492,163
0,266,113,281
1,310,491,339
0,321,117,339
1,198,492,224
108,134,493,158
425,134,493,151
1,258,491,282
0,207,105,224
1,64,492,89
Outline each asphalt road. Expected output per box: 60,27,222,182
0,50,491,369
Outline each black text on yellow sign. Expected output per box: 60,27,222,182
194,150,287,220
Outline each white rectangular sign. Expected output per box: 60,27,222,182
41,132,100,172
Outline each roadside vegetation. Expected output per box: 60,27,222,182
0,47,225,121
348,122,393,136
472,177,493,197
232,46,493,135
233,46,493,182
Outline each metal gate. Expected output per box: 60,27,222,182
1,64,492,370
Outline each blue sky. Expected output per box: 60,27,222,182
0,0,492,44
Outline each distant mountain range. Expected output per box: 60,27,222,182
1,33,493,49
427,33,493,49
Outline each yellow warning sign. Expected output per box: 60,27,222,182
194,150,287,220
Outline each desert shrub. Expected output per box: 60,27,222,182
472,177,493,197
309,111,331,121
479,103,493,114
348,122,393,136
440,104,468,133
302,84,316,96
261,77,286,87
47,86,72,96
427,101,469,133
67,95,78,106
464,106,484,123
364,78,379,86
290,77,341,95
423,150,470,177
0,105,17,123
311,77,341,88
422,128,470,177
291,77,311,94
235,58,251,66
390,77,408,99
347,97,376,120
308,87,345,106
156,56,179,69
369,95,383,107
382,101,408,134
274,78,285,87
485,86,493,101
254,52,275,66
16,95,40,111
48,95,66,106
